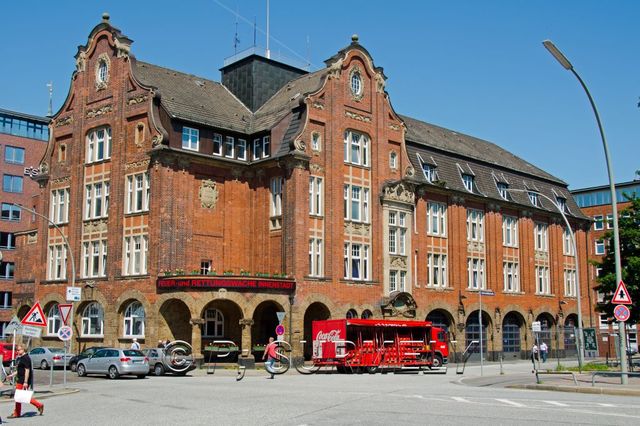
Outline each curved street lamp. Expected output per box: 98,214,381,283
542,40,628,383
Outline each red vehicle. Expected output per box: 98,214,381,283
312,319,448,372
0,343,17,366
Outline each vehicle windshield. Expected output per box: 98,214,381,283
123,350,144,357
49,348,65,353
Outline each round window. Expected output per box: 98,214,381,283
97,60,108,83
350,71,362,96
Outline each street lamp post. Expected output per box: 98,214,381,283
505,188,584,371
542,40,628,383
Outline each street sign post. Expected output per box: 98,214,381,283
58,325,73,341
66,286,81,302
5,316,23,334
276,312,286,324
59,304,73,325
612,281,632,305
614,305,631,322
21,325,42,338
531,321,542,332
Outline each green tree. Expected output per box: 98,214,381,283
595,195,640,323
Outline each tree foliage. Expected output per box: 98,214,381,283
595,195,640,323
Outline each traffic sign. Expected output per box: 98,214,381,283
531,321,542,332
276,312,286,324
21,302,46,327
275,324,285,336
4,316,23,334
479,290,495,296
21,325,42,338
66,286,81,302
613,305,631,322
59,304,73,325
612,280,632,305
57,325,73,341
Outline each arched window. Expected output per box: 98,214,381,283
203,308,224,337
97,60,108,83
47,304,61,336
82,302,104,336
389,151,397,170
350,71,362,96
346,309,358,319
361,309,373,319
123,301,145,337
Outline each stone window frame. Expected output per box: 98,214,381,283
311,132,322,152
95,54,110,90
81,301,105,337
349,66,364,101
123,301,145,338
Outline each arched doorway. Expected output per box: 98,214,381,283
201,300,243,354
303,302,330,359
427,309,455,359
502,312,525,359
535,312,555,355
465,310,491,361
159,299,192,343
252,301,285,354
564,314,578,356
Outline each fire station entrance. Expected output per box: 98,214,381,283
303,302,330,359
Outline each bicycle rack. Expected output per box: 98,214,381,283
456,340,479,375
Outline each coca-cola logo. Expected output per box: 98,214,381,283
316,329,341,342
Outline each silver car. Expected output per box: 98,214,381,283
29,347,75,370
77,348,148,379
142,347,196,376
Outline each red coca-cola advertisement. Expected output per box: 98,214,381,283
312,319,346,360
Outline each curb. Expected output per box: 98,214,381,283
0,387,80,403
506,384,640,397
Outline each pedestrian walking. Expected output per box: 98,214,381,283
530,343,539,373
540,341,548,363
7,345,44,418
262,337,278,379
130,338,140,350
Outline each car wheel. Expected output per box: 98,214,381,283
154,363,165,376
77,364,86,377
70,362,77,372
108,365,119,379
431,354,443,368
40,360,48,370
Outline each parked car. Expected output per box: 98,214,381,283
29,347,75,369
142,347,196,376
69,346,108,372
0,343,17,366
76,348,148,379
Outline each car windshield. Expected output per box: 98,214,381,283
49,348,65,353
123,350,144,357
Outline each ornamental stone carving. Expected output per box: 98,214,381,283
327,57,344,80
50,177,72,186
82,219,108,234
39,162,49,175
152,135,163,147
344,221,371,236
124,159,150,171
312,101,325,110
345,110,371,123
382,182,415,205
388,123,400,131
404,166,415,178
451,195,465,205
534,251,549,262
114,37,131,58
128,94,148,105
467,241,485,252
239,318,254,328
309,163,324,173
199,179,219,210
375,72,386,93
293,139,306,152
86,104,113,119
27,232,38,244
55,116,73,127
390,256,407,269
75,50,87,72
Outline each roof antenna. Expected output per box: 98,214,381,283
46,81,53,117
233,5,240,53
253,16,256,47
306,35,311,71
265,0,270,58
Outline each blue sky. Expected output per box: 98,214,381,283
1,1,638,189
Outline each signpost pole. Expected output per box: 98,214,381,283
479,288,483,377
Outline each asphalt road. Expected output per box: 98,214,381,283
2,362,638,425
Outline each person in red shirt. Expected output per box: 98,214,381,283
8,345,44,418
262,337,278,379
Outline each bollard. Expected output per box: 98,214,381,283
499,355,504,375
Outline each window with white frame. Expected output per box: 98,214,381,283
466,209,484,242
203,308,224,337
50,188,70,224
343,243,369,281
84,181,109,220
123,301,145,337
427,202,447,237
528,191,540,207
200,260,212,275
213,133,222,156
237,139,247,160
311,132,321,151
534,222,548,252
309,176,323,216
1,203,21,221
309,238,323,277
4,146,25,164
389,270,405,293
535,266,550,295
0,232,14,249
599,313,609,329
468,258,485,289
606,214,613,229
389,152,397,169
0,291,11,309
502,215,518,247
563,228,575,256
422,163,437,183
262,136,270,158
123,235,149,276
47,244,67,280
0,262,13,280
182,127,199,151
427,253,447,288
564,269,577,297
81,302,104,336
388,210,406,255
595,240,605,255
593,215,604,230
556,197,567,213
270,177,284,229
503,262,519,292
86,127,112,163
252,138,262,160
47,304,61,335
343,130,370,167
462,174,474,192
224,136,234,158
126,172,150,214
343,184,369,223
2,175,22,193
497,182,509,200
97,60,108,83
82,240,107,278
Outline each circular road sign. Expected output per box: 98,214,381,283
613,304,631,322
275,324,285,336
58,325,73,341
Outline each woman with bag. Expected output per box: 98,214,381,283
7,345,44,418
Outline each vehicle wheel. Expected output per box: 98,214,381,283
40,360,48,370
431,354,443,368
70,362,77,372
77,364,86,377
108,365,119,379
366,366,379,374
154,363,165,376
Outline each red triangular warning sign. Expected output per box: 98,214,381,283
21,302,46,327
611,280,632,305
59,304,73,325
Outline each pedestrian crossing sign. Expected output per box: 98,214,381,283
611,280,632,305
21,302,46,327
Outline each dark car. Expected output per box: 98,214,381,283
69,346,108,372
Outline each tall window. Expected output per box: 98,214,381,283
535,266,550,295
262,136,270,158
47,304,61,336
468,258,485,289
556,197,567,213
203,308,224,337
47,244,67,280
563,228,575,255
86,127,112,163
126,172,150,214
0,232,15,249
389,152,397,169
462,174,474,192
124,301,145,337
237,139,247,160
497,182,509,200
309,177,323,216
534,222,548,252
422,163,437,183
502,215,518,247
593,215,604,230
270,177,284,229
389,270,398,293
595,240,605,255
606,214,614,229
224,136,234,158
81,302,104,336
564,269,577,297
85,181,110,220
97,60,108,83
503,262,519,292
0,262,14,280
343,130,370,167
4,146,25,164
528,191,540,207
1,203,21,221
344,243,369,281
213,133,222,156
309,238,323,277
311,132,321,151
50,188,70,224
388,210,406,255
252,138,262,160
0,291,11,309
123,235,149,276
427,253,447,288
82,240,107,278
466,209,484,242
343,184,369,223
182,127,199,151
427,202,447,237
2,175,23,193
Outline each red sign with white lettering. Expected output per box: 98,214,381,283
157,277,296,292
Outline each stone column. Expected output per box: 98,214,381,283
239,318,255,367
190,318,205,365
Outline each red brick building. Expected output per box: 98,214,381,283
16,15,591,362
0,108,49,333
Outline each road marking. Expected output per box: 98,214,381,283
496,398,526,407
543,400,568,407
451,397,470,403
596,403,616,407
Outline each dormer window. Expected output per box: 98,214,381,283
462,174,474,192
418,154,438,183
497,182,509,200
556,196,567,213
528,191,540,207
